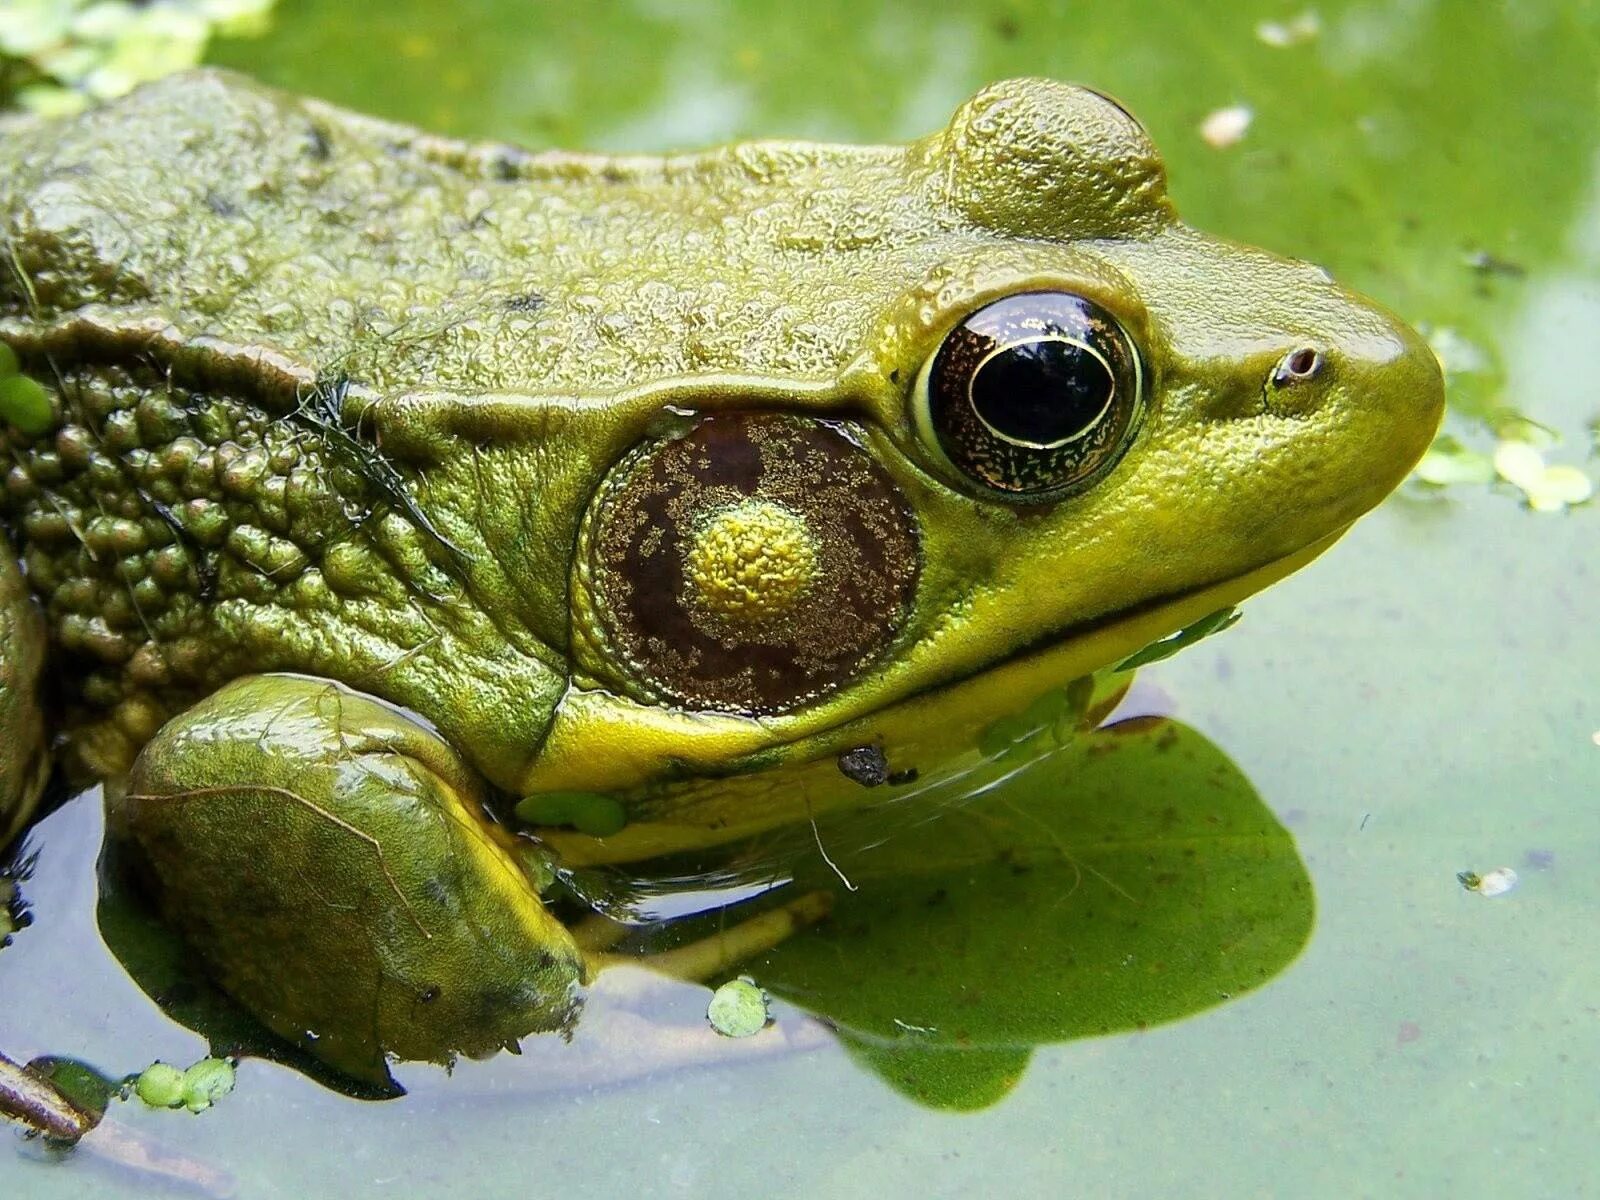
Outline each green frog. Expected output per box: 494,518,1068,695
0,71,1442,1079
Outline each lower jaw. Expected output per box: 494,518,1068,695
539,526,1349,867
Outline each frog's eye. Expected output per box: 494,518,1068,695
913,291,1145,501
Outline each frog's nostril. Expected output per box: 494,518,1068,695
1270,346,1323,388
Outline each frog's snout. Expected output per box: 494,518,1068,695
1347,310,1445,472
1262,302,1445,490
1382,316,1448,448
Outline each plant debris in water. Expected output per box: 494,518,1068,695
1116,606,1241,672
0,1050,97,1141
837,745,891,788
1458,867,1519,897
132,1057,236,1113
708,977,770,1038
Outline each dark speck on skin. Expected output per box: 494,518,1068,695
996,847,1032,876
490,154,524,181
304,123,332,161
422,876,453,907
837,745,889,787
204,190,238,218
503,292,546,313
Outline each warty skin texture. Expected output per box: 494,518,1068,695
0,71,1442,1075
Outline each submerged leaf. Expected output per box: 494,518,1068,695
755,717,1313,1109
1115,606,1241,671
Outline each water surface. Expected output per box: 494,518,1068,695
5,1,1597,1195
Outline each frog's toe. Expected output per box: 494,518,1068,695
0,547,48,853
110,673,583,1083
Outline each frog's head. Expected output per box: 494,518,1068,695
0,75,1438,836
492,79,1441,855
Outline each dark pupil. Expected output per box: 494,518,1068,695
969,337,1113,447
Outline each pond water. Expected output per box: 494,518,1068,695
3,0,1597,1196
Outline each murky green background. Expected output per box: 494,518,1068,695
5,0,1598,1195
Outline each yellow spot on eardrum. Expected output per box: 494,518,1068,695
684,499,819,624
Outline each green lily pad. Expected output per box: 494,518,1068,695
753,716,1313,1109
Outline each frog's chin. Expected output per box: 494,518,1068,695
528,527,1348,867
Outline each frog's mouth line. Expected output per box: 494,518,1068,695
854,524,1350,736
537,526,1349,866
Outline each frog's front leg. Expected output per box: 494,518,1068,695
108,673,585,1084
0,544,48,852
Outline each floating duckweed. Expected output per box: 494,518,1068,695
1458,867,1519,897
708,977,770,1038
180,1057,235,1112
514,790,627,837
133,1061,186,1109
1413,437,1495,486
1255,12,1320,47
1419,432,1594,511
1199,105,1252,148
1493,440,1593,512
1526,465,1594,510
0,374,53,435
1493,440,1547,488
0,342,16,378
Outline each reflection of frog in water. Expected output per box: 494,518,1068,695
0,71,1443,1081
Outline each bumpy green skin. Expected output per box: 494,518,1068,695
0,71,1444,1069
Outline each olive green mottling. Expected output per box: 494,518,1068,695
0,69,1440,1076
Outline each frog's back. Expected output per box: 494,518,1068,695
1,69,909,393
0,69,1167,395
